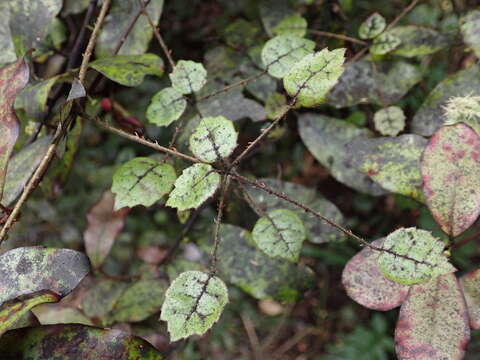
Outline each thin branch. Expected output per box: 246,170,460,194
385,0,421,31
309,29,367,45
241,313,263,360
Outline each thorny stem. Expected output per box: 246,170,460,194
210,175,231,275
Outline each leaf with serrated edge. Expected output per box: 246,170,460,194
170,60,207,95
166,163,220,211
373,106,406,137
359,13,386,39
421,123,480,236
261,35,315,79
283,48,345,107
342,239,409,311
460,268,480,329
377,227,455,285
146,87,186,127
160,271,228,341
252,209,306,262
111,157,176,210
189,116,238,163
395,273,470,360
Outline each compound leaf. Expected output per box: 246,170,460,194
111,157,176,210
421,123,480,236
284,48,346,107
189,116,238,163
89,54,164,87
261,35,315,79
170,60,207,94
370,33,401,55
146,87,186,127
395,273,470,360
377,227,455,285
373,106,406,137
160,271,228,341
343,239,409,311
252,208,306,262
272,14,307,37
359,13,386,39
460,269,480,329
461,10,480,58
166,163,220,211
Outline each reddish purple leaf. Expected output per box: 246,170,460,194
342,238,410,310
421,123,480,236
0,58,29,201
84,191,130,269
460,268,480,329
395,273,470,360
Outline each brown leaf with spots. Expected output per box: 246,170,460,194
0,57,29,202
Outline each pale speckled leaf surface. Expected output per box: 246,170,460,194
370,33,401,55
461,10,480,58
395,273,470,360
0,3,16,66
387,25,450,57
170,60,207,95
373,106,406,137
342,239,409,311
259,0,295,37
421,123,480,236
459,269,480,329
348,134,427,202
359,13,386,39
146,87,186,127
271,14,307,37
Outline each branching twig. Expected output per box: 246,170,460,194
309,30,367,45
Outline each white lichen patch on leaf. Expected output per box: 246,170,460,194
443,95,480,134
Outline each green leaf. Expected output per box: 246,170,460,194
461,10,480,58
358,13,386,39
272,14,308,38
0,247,90,306
15,75,61,121
166,163,220,211
347,134,427,202
283,48,346,107
421,123,480,236
261,35,315,79
95,0,164,57
373,106,405,137
189,116,238,163
170,60,207,95
343,239,409,311
259,0,296,37
370,33,401,55
387,25,450,57
0,3,16,66
460,269,480,329
160,271,228,341
111,157,176,210
89,54,164,87
377,227,455,285
224,19,261,49
298,113,387,195
265,92,288,120
0,324,165,359
146,87,186,127
252,209,306,262
395,273,470,359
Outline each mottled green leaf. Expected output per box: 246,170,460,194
146,87,186,127
224,19,260,49
0,3,16,66
395,273,470,359
370,33,401,55
272,14,307,37
189,116,238,163
377,227,455,285
421,123,480,236
16,75,60,121
284,48,346,107
3,135,51,207
160,271,228,341
298,113,387,195
0,247,90,306
95,0,164,57
412,64,480,136
261,35,315,78
265,92,288,120
252,209,306,262
112,157,176,210
387,25,450,57
32,303,93,326
347,134,427,202
0,57,29,202
170,60,207,95
166,163,220,211
359,13,386,39
461,10,480,58
342,238,409,311
89,54,164,87
84,191,130,269
0,324,164,359
259,0,296,37
373,106,405,136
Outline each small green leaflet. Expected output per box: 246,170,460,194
89,54,164,87
170,60,207,95
146,87,186,127
111,157,176,210
271,14,307,37
252,209,306,262
377,228,455,285
261,35,315,79
166,163,220,211
265,92,288,120
189,116,238,163
370,33,401,55
373,106,406,136
160,271,228,341
358,13,386,40
283,48,345,107
461,10,480,58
